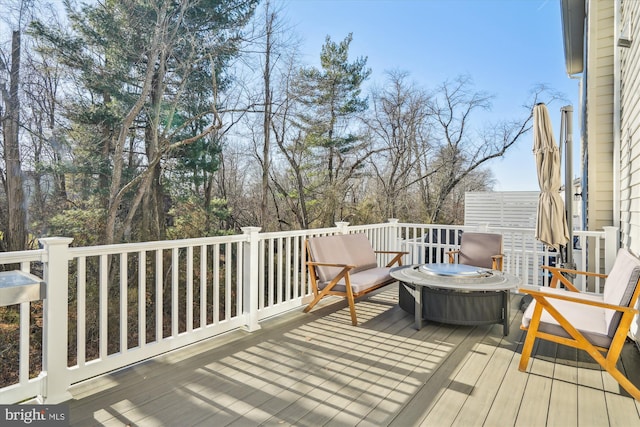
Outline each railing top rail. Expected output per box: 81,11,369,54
0,249,45,264
485,226,536,233
573,230,607,237
68,234,248,257
0,224,607,262
397,223,468,229
258,227,341,240
342,223,390,231
257,222,395,241
395,223,605,237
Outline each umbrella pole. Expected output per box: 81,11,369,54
560,105,575,269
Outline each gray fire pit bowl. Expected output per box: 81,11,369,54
391,264,520,335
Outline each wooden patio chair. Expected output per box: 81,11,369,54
519,248,640,400
304,233,407,326
447,232,504,271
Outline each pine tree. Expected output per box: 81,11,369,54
30,0,257,243
294,33,371,226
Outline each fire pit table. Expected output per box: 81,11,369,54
391,263,521,335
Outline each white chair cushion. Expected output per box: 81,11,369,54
522,286,612,348
458,232,502,270
308,234,377,283
319,267,392,294
602,248,640,336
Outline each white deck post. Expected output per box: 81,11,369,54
39,237,74,403
477,223,490,232
387,218,400,251
335,221,349,234
603,226,620,273
242,227,262,332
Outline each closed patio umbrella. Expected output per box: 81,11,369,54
533,103,569,251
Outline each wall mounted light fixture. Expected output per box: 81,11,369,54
618,20,632,48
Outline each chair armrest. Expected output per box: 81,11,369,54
519,287,639,315
541,265,608,278
491,254,504,271
541,265,607,291
447,249,460,264
307,261,356,269
375,250,409,267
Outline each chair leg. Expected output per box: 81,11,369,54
303,283,336,313
606,365,640,400
518,330,535,371
347,298,358,326
519,304,544,372
346,290,358,326
303,294,322,313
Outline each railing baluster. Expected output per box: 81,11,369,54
155,249,163,342
120,252,127,353
19,259,30,385
293,235,300,299
286,236,292,301
171,248,179,336
213,243,220,324
200,245,207,329
277,237,283,304
19,301,29,385
258,240,265,310
186,246,193,333
138,251,146,347
236,241,243,319
77,257,86,365
268,238,274,307
99,254,108,358
225,243,231,321
595,237,602,292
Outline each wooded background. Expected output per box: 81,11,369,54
0,0,558,251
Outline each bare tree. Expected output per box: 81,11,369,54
423,76,544,223
0,0,37,251
259,1,275,230
364,70,433,219
0,30,28,251
270,53,312,229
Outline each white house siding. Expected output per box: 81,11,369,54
586,0,615,233
615,0,640,346
619,0,640,255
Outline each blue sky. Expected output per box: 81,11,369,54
279,0,580,191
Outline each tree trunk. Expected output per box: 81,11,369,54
105,4,166,245
2,31,27,251
261,4,274,230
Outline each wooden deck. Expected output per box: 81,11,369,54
67,284,640,426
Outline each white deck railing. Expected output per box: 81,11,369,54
0,221,618,404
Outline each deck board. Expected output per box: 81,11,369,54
482,346,528,426
577,385,610,426
450,323,521,425
66,284,640,426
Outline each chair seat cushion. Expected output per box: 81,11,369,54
308,234,378,283
319,267,392,294
602,249,640,336
522,287,612,348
